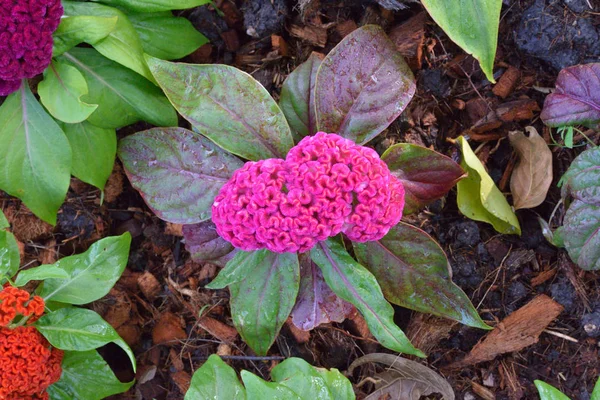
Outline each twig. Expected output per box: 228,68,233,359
543,329,579,343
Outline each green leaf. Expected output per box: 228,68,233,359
229,252,299,355
279,53,322,141
456,136,521,235
128,12,208,60
353,222,489,329
0,209,8,229
91,0,211,12
0,230,19,282
534,380,570,400
59,121,116,190
382,143,466,214
185,355,246,400
0,85,71,225
421,0,502,83
271,358,354,400
560,147,600,205
562,200,600,270
592,377,600,400
118,127,242,224
311,239,424,357
36,307,135,370
14,265,70,287
39,233,131,304
241,371,302,400
47,350,133,400
60,48,177,129
62,1,155,82
146,57,294,161
52,15,118,57
39,61,98,124
206,250,269,289
315,25,415,145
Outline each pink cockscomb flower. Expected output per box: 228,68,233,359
0,0,63,96
212,132,405,253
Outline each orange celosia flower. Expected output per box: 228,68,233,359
0,326,63,399
0,286,45,326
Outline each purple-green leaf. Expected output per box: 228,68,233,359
146,57,294,161
290,254,354,331
182,221,236,267
541,63,600,128
279,53,323,141
315,25,416,144
382,143,466,215
353,222,490,330
228,251,300,355
563,200,600,271
118,127,243,224
560,146,600,205
311,239,425,357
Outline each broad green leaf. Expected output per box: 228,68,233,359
0,209,8,229
39,62,98,124
0,85,71,225
271,358,354,400
36,307,135,370
118,127,243,224
241,371,302,400
353,222,489,329
560,146,600,205
0,230,19,282
534,380,570,400
592,377,600,400
62,1,155,82
311,239,424,357
60,48,176,129
52,15,118,57
185,355,246,400
382,143,466,215
562,200,600,270
206,250,268,289
229,252,299,355
456,136,521,235
60,121,116,190
146,57,294,160
91,0,211,12
279,53,322,141
47,350,133,400
421,0,501,83
39,233,131,304
128,12,208,60
14,265,70,287
315,25,415,145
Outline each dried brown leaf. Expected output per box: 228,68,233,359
348,353,454,400
509,127,553,209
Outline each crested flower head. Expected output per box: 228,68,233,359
0,0,63,96
212,132,405,253
0,326,63,399
0,285,46,326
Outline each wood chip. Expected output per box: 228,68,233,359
171,371,191,395
220,30,240,52
492,66,521,99
289,24,327,47
531,268,557,287
271,34,289,56
152,312,187,345
406,314,455,355
169,348,185,371
448,295,563,369
198,316,238,343
335,20,358,38
285,318,310,344
189,43,213,64
138,271,161,301
388,12,427,71
472,381,496,400
103,163,124,203
165,222,183,237
116,323,141,347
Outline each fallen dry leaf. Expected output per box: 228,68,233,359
348,353,454,400
509,127,553,209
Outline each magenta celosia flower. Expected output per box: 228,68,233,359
212,132,405,253
0,0,63,96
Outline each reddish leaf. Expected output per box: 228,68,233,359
279,53,323,141
382,143,466,215
315,25,416,144
541,63,600,128
182,221,237,267
118,127,243,224
290,255,354,331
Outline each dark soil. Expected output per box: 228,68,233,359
3,0,600,399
